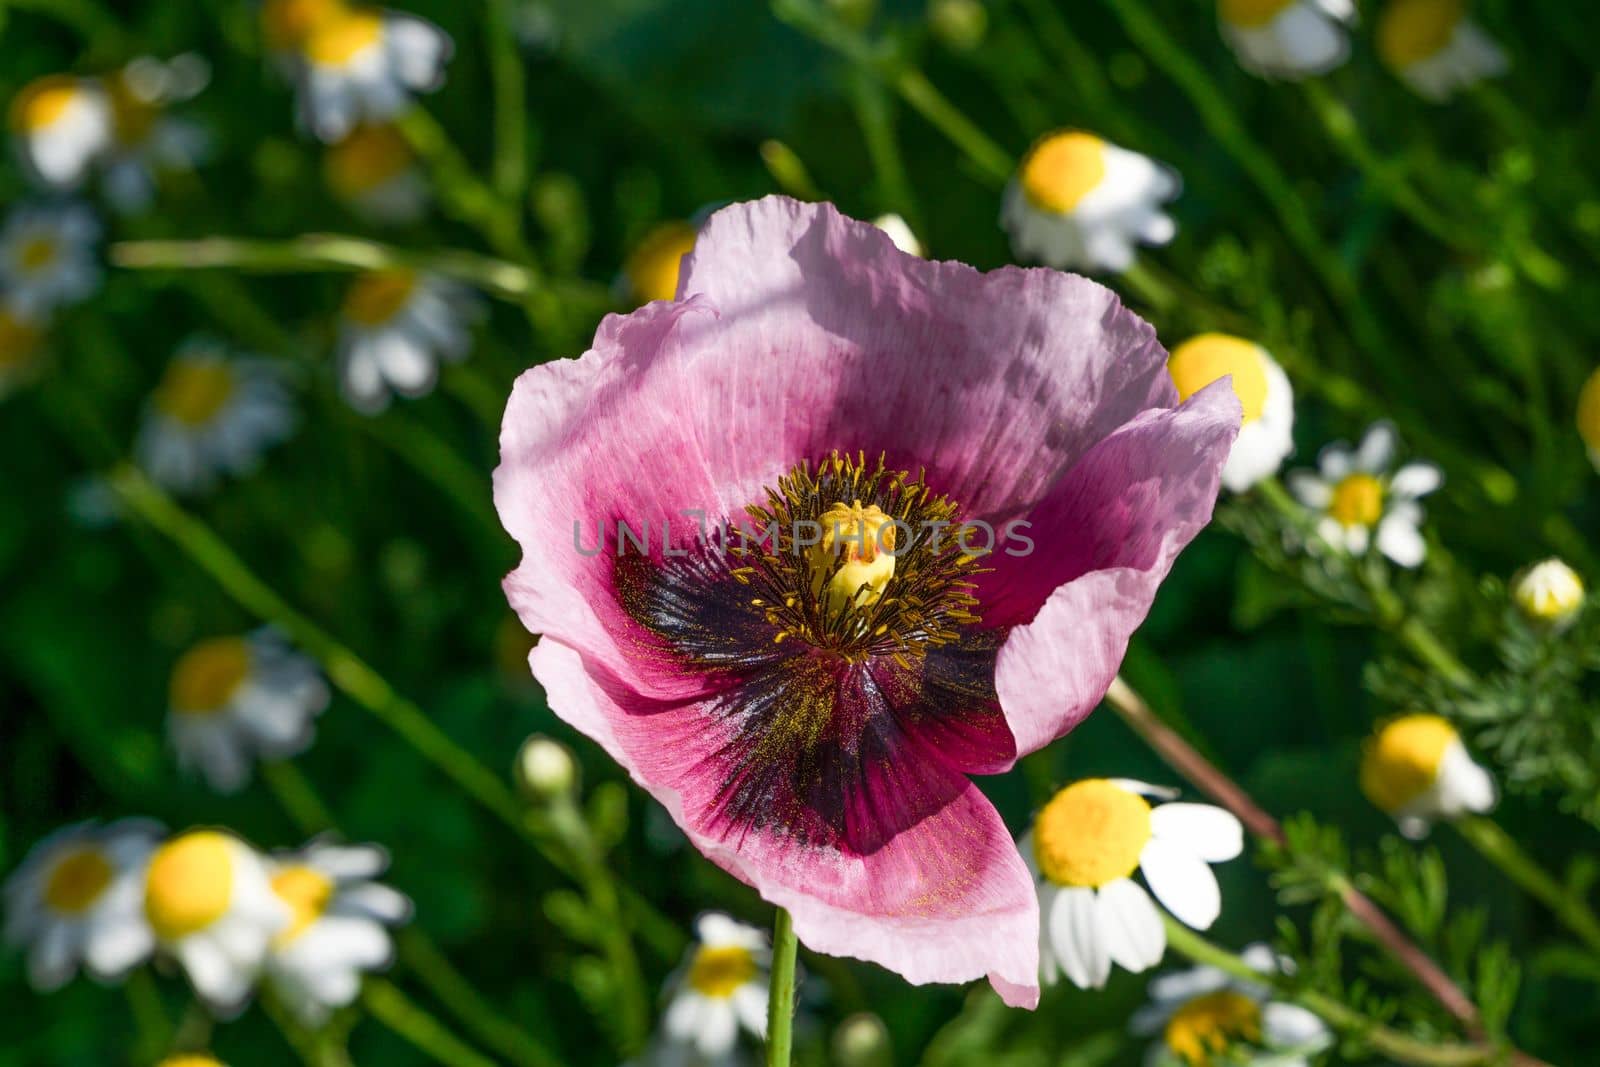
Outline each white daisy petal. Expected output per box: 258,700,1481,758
1139,837,1223,930
1095,878,1166,973
1356,422,1397,471
1048,885,1109,989
1149,804,1243,863
1375,514,1426,568
1390,462,1443,499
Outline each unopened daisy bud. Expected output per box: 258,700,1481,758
623,221,698,304
871,213,924,257
810,500,897,615
1578,366,1600,471
1360,714,1495,838
1167,333,1294,492
1377,0,1507,101
929,0,988,52
1513,559,1584,630
833,1012,892,1067
1218,0,1355,80
1002,130,1179,274
516,735,578,802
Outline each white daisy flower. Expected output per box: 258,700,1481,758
134,340,297,495
660,913,770,1062
143,830,288,1012
0,300,47,398
324,122,427,223
1001,129,1179,274
3,819,162,991
1219,0,1355,80
99,58,210,214
1377,0,1507,102
293,6,453,143
871,213,924,257
265,841,412,1024
1024,779,1244,990
1286,422,1440,568
1133,944,1333,1067
8,75,113,189
622,220,699,305
1361,714,1495,839
0,201,101,315
336,269,478,413
1168,333,1294,493
1512,559,1585,631
1578,365,1600,472
167,630,329,794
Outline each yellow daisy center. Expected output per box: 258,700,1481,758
158,1056,226,1067
687,944,758,998
1164,990,1263,1066
1360,713,1457,813
144,832,236,940
170,637,252,715
1033,779,1152,888
1019,131,1107,215
1328,473,1384,527
19,236,59,273
1167,333,1270,425
42,846,115,914
263,0,348,51
0,311,43,370
1577,367,1600,452
305,10,385,68
810,500,897,615
1219,0,1296,29
326,124,413,195
623,222,697,304
9,76,80,134
154,358,238,428
1378,0,1465,68
344,269,418,326
270,865,336,946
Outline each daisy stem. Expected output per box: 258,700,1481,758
396,108,532,266
1452,815,1600,959
766,907,799,1067
363,979,498,1067
1160,916,1502,1067
124,970,172,1063
485,0,529,207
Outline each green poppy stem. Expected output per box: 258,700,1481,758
766,907,799,1067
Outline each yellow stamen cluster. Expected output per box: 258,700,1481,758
144,832,236,940
624,221,697,304
42,847,115,914
686,944,758,998
1328,473,1384,527
153,358,238,428
344,269,418,326
1167,333,1270,425
1359,713,1456,814
1164,990,1263,1066
1019,131,1107,215
326,124,413,196
1378,0,1464,68
810,500,897,615
170,637,252,715
270,865,336,946
1033,779,1152,888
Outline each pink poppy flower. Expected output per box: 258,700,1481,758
495,196,1238,1008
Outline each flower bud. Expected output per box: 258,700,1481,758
929,0,988,52
516,735,577,802
1513,558,1585,630
832,1012,892,1067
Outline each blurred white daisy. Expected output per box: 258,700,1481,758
265,841,412,1024
1578,366,1600,471
0,301,47,398
324,122,427,223
1168,333,1294,493
8,75,113,189
622,220,698,305
337,269,478,413
143,830,288,1012
1023,779,1243,990
1133,945,1332,1067
1287,422,1440,567
1219,0,1355,79
3,819,162,991
1377,0,1507,101
294,6,453,143
660,913,770,1063
1361,714,1495,838
1001,129,1179,274
99,57,211,214
1512,558,1585,631
135,340,296,494
0,201,101,315
167,630,329,794
872,213,924,257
